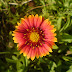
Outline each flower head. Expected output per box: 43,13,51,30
12,14,57,60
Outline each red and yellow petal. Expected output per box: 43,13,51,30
27,48,32,59
43,44,53,52
35,47,40,58
30,48,35,61
39,46,46,57
36,16,42,28
42,46,49,55
21,18,28,29
52,37,57,42
28,15,34,27
51,28,56,33
19,45,26,54
34,15,43,28
46,41,55,48
40,19,49,29
23,46,30,56
22,17,30,27
34,14,38,27
12,32,26,44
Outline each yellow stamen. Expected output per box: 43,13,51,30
25,41,27,44
43,38,45,40
38,46,39,48
33,27,34,29
40,43,42,46
33,46,34,49
41,31,42,32
27,29,29,31
30,43,32,46
42,34,44,36
27,43,29,45
36,45,37,47
30,32,39,42
24,34,26,35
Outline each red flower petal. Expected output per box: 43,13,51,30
23,46,30,56
19,45,27,54
35,47,40,58
34,14,38,27
36,16,42,28
28,15,34,27
13,32,26,43
43,44,52,52
31,48,35,60
27,48,32,59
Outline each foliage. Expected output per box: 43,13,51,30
0,0,72,72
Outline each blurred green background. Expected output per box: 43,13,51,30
0,0,72,72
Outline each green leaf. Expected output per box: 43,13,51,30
60,33,72,43
0,52,10,54
12,55,18,60
66,65,72,72
60,16,70,32
50,62,56,72
53,45,58,49
16,61,23,72
57,17,62,30
55,60,62,72
62,56,72,61
64,0,70,7
6,58,17,63
40,0,47,16
69,46,72,52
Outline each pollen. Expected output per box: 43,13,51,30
30,32,39,42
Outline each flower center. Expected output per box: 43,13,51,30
30,32,39,42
